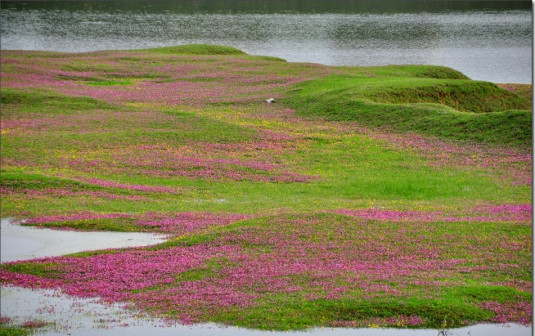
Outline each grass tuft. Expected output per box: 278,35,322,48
145,44,246,55
286,74,532,147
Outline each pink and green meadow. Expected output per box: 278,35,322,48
0,44,531,330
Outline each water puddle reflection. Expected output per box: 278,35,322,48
1,218,168,263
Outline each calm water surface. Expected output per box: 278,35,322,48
1,1,532,83
0,218,167,263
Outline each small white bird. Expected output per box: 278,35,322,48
265,98,275,104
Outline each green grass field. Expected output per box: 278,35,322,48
0,45,531,331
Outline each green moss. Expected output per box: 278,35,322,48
286,75,532,147
84,79,133,86
23,218,141,232
0,88,117,114
212,296,493,330
160,107,256,143
145,44,246,55
0,170,100,191
367,65,470,80
174,267,217,282
247,55,287,62
361,80,530,113
1,262,61,278
0,326,30,336
448,285,532,303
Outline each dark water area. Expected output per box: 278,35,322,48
1,1,531,14
1,0,532,83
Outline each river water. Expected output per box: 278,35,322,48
0,0,532,83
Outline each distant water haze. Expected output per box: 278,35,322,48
1,0,531,83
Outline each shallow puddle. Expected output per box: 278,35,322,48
1,218,531,335
0,218,168,262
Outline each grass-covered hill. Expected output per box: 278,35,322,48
286,69,531,147
0,45,532,331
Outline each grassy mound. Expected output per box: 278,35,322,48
0,88,115,112
145,44,246,55
286,72,532,147
360,65,470,80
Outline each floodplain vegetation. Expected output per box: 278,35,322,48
0,44,532,331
